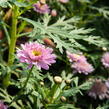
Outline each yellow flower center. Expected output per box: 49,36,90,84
73,54,80,58
32,50,41,56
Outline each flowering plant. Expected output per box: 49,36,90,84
0,0,109,109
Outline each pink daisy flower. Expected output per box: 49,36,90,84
101,52,109,68
17,41,56,70
89,79,109,100
66,51,86,62
59,0,69,3
33,1,50,14
72,60,94,75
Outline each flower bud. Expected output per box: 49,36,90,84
23,27,33,32
43,36,55,47
2,43,7,47
65,79,71,84
88,78,94,82
102,47,107,52
45,98,50,103
0,30,4,39
3,9,12,21
40,81,44,86
54,76,62,84
61,96,66,102
51,9,57,17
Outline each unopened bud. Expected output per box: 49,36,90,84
61,96,66,102
40,81,44,86
45,98,50,103
65,79,71,84
3,9,12,21
51,9,57,17
54,76,62,84
102,47,107,52
88,78,94,82
2,43,7,47
40,0,46,4
23,27,33,32
0,30,4,39
43,36,55,47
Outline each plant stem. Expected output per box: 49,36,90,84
50,84,60,103
23,66,34,89
3,5,18,88
8,5,18,66
9,66,34,105
19,65,34,94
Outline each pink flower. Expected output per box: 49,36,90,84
101,52,109,68
33,1,50,14
66,51,86,62
17,41,56,70
0,101,8,109
51,9,57,17
59,0,69,3
72,60,94,75
88,79,108,100
66,51,94,75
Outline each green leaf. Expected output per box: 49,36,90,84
0,0,11,8
12,0,29,7
20,15,108,53
63,81,92,97
49,34,74,53
72,77,79,87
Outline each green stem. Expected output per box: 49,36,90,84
23,66,34,89
19,65,34,94
54,85,68,101
50,84,60,103
3,5,19,88
9,66,34,105
8,5,18,66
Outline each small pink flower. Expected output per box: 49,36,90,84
59,0,69,3
17,41,56,70
51,9,57,17
72,60,94,75
66,51,94,75
66,51,86,62
33,1,50,14
101,52,109,68
0,101,8,109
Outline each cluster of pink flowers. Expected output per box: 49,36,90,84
33,0,69,15
66,51,94,75
33,1,50,14
17,41,56,70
